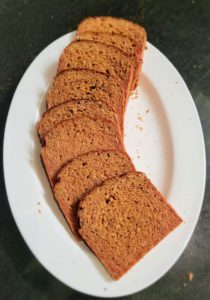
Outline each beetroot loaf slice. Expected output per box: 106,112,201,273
41,117,124,186
78,172,182,280
46,69,125,130
77,31,142,90
54,150,134,239
38,100,119,143
57,40,134,99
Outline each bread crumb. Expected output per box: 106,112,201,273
136,124,143,131
188,272,194,281
131,90,138,100
137,115,143,121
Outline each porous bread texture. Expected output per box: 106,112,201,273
58,40,134,99
76,31,141,89
41,117,124,186
78,172,182,279
77,31,139,56
54,150,134,239
47,69,125,110
77,16,147,46
46,69,125,129
77,16,147,89
38,100,118,142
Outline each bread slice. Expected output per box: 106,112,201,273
41,117,124,186
77,16,147,89
77,16,147,47
46,69,125,129
77,31,141,90
38,100,118,143
78,172,182,279
54,150,134,239
58,40,134,98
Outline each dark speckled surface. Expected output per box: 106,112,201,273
0,0,209,299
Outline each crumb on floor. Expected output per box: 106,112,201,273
188,272,194,281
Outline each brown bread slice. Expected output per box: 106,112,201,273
57,40,134,99
38,100,118,143
77,16,147,89
41,117,124,186
77,31,142,90
78,172,182,280
54,150,134,239
46,69,125,129
77,16,147,48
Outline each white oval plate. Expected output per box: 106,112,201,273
3,32,206,298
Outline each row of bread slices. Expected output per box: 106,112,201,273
37,17,182,280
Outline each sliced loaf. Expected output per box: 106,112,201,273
41,117,123,186
78,172,182,279
54,150,134,239
38,100,118,142
57,40,134,98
